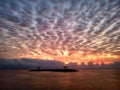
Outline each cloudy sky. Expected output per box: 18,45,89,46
0,0,120,64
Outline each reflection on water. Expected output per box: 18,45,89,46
0,69,120,90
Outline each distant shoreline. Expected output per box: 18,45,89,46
0,68,120,70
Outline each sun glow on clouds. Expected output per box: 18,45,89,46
0,0,120,64
18,51,119,64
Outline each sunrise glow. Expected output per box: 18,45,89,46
0,0,120,65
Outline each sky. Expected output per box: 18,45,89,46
0,0,120,64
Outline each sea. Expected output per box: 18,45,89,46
0,69,120,90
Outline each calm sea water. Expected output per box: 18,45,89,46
0,69,120,90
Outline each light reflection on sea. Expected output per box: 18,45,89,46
0,69,120,90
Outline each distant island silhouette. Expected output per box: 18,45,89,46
30,66,78,72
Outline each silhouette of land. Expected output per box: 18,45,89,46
30,66,78,72
30,69,78,72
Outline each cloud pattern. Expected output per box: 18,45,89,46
0,0,120,63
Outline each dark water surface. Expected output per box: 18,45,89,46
0,69,120,90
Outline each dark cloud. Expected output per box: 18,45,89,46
0,58,64,69
0,58,120,69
